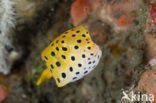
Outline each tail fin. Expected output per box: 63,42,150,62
37,68,53,86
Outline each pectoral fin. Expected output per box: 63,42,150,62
37,68,53,86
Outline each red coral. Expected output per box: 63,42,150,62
151,3,156,24
71,0,102,26
0,85,7,102
138,70,156,101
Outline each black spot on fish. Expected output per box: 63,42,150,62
82,34,86,37
72,34,76,37
74,45,79,49
77,39,82,43
82,54,85,58
56,61,61,67
76,30,80,33
69,67,73,72
78,63,82,67
50,64,54,69
61,40,65,43
87,47,91,50
57,78,60,83
76,72,79,75
62,73,66,78
73,77,77,80
44,56,48,60
88,62,91,64
93,61,95,63
64,31,68,34
56,40,59,43
98,55,100,58
71,56,75,61
84,71,88,74
50,69,52,73
61,55,66,59
51,43,54,46
91,53,94,56
51,51,55,56
56,47,59,51
62,35,66,38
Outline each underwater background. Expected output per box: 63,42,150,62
0,0,156,103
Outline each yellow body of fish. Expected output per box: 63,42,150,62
37,26,102,87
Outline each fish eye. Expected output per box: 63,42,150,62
62,47,67,51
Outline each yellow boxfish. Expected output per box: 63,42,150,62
37,26,102,87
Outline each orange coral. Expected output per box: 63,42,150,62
98,0,136,32
117,15,132,27
138,70,156,102
71,0,102,26
0,85,7,102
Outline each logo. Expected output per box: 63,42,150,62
121,90,154,102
